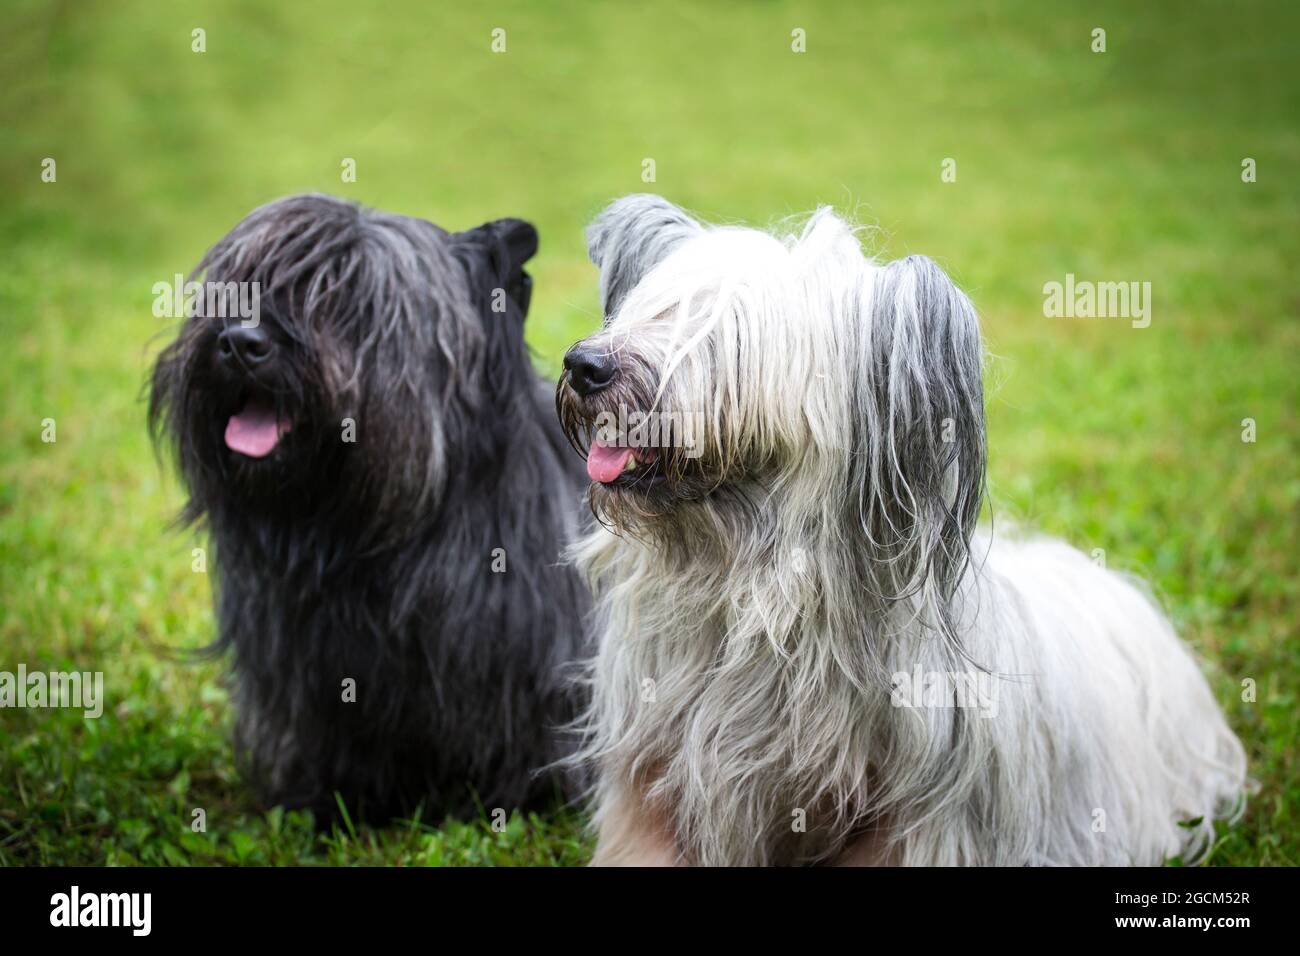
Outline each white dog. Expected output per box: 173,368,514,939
556,195,1247,866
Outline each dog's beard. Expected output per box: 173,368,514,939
210,347,302,478
224,395,292,459
153,316,339,513
208,388,312,505
555,364,758,546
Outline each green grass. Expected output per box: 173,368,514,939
1,0,1296,865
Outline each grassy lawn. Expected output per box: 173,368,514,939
1,0,1296,865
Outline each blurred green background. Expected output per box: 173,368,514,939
1,0,1296,865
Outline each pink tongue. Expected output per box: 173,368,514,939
225,404,289,458
587,440,634,483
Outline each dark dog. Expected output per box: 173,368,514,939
150,194,589,822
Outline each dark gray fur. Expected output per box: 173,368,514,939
586,194,703,319
150,194,589,822
848,254,987,649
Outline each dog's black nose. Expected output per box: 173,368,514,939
563,345,617,397
217,324,274,366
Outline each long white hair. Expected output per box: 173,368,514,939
565,195,1246,866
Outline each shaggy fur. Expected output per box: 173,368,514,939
151,194,589,822
557,194,1247,866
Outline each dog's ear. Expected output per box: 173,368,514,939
454,218,539,316
851,254,986,617
586,194,703,320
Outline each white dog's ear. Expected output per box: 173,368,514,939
586,194,703,319
851,254,987,617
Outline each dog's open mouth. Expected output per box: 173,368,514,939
225,398,292,458
587,438,660,485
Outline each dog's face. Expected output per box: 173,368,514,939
557,199,789,524
559,195,986,598
151,194,538,535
